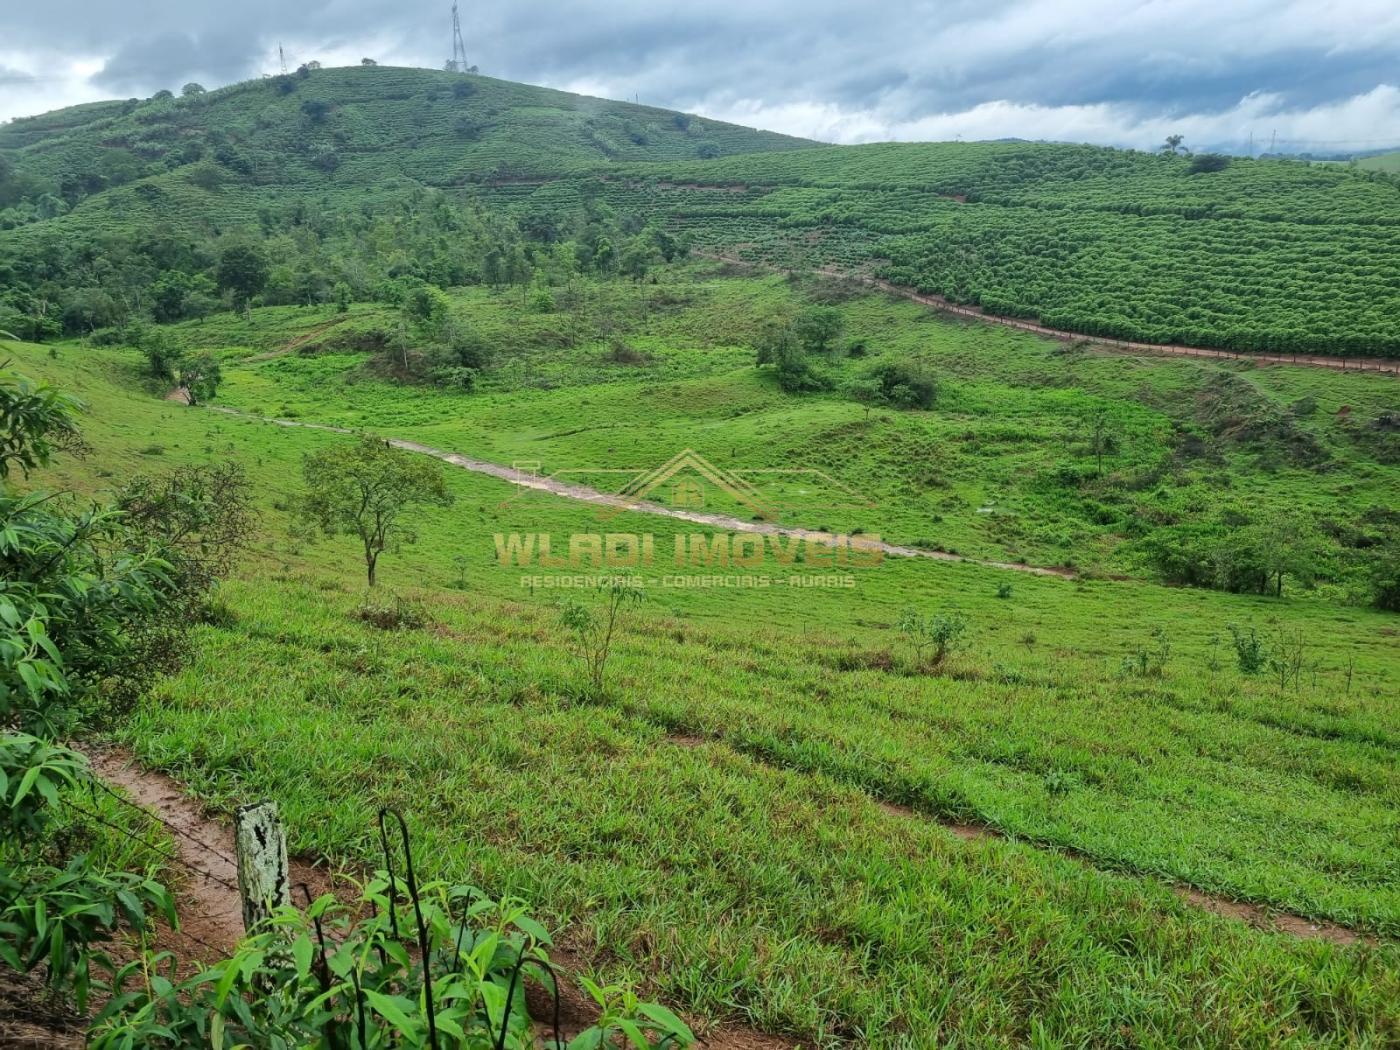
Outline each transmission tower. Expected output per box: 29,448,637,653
279,43,288,75
446,2,468,73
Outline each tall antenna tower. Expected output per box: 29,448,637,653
279,43,288,75
446,3,468,73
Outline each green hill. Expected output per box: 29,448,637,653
518,141,1400,355
1357,150,1400,173
4,66,1400,357
0,64,811,236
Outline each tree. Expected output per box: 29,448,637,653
181,82,205,97
177,351,222,405
401,281,450,338
0,367,82,481
1162,134,1186,155
300,437,454,586
755,323,827,393
361,57,378,66
1083,407,1120,477
215,243,269,310
793,306,844,354
559,582,645,693
139,328,182,382
618,235,661,282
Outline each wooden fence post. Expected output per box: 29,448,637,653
235,801,290,934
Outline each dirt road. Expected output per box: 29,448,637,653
210,407,1076,579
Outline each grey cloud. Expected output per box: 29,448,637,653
2,0,1398,148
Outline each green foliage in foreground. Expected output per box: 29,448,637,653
92,875,691,1049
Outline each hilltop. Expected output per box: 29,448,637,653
0,64,810,234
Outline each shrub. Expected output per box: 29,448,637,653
353,594,428,631
896,609,968,667
855,360,939,410
1228,624,1266,674
560,582,645,694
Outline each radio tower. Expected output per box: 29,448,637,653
446,3,468,73
279,43,288,75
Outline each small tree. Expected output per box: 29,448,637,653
559,582,645,694
1228,624,1266,675
793,306,844,354
301,437,454,586
1082,407,1120,477
401,281,450,338
897,609,968,667
177,351,222,405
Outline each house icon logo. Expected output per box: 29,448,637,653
613,448,778,520
495,446,875,523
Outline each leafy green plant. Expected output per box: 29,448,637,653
896,609,968,668
1121,626,1171,678
559,582,645,694
89,876,693,1049
1228,623,1266,675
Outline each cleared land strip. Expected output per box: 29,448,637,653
699,252,1400,375
208,407,1076,579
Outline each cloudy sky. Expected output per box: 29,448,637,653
2,1,1398,152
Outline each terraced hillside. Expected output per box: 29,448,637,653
491,142,1400,356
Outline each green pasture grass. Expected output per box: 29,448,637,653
120,578,1400,1046
185,269,1400,589
6,322,1400,1044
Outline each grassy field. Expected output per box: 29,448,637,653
1356,152,1400,174
171,266,1400,593
6,279,1399,1045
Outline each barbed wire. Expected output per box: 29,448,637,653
63,795,239,895
86,770,239,868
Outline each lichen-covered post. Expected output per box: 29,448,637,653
234,801,289,933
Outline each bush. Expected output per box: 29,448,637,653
1189,153,1231,174
855,360,938,410
353,594,428,630
1228,624,1266,674
896,609,968,667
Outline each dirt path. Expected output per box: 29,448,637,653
208,407,1076,580
89,750,268,958
701,252,1400,376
